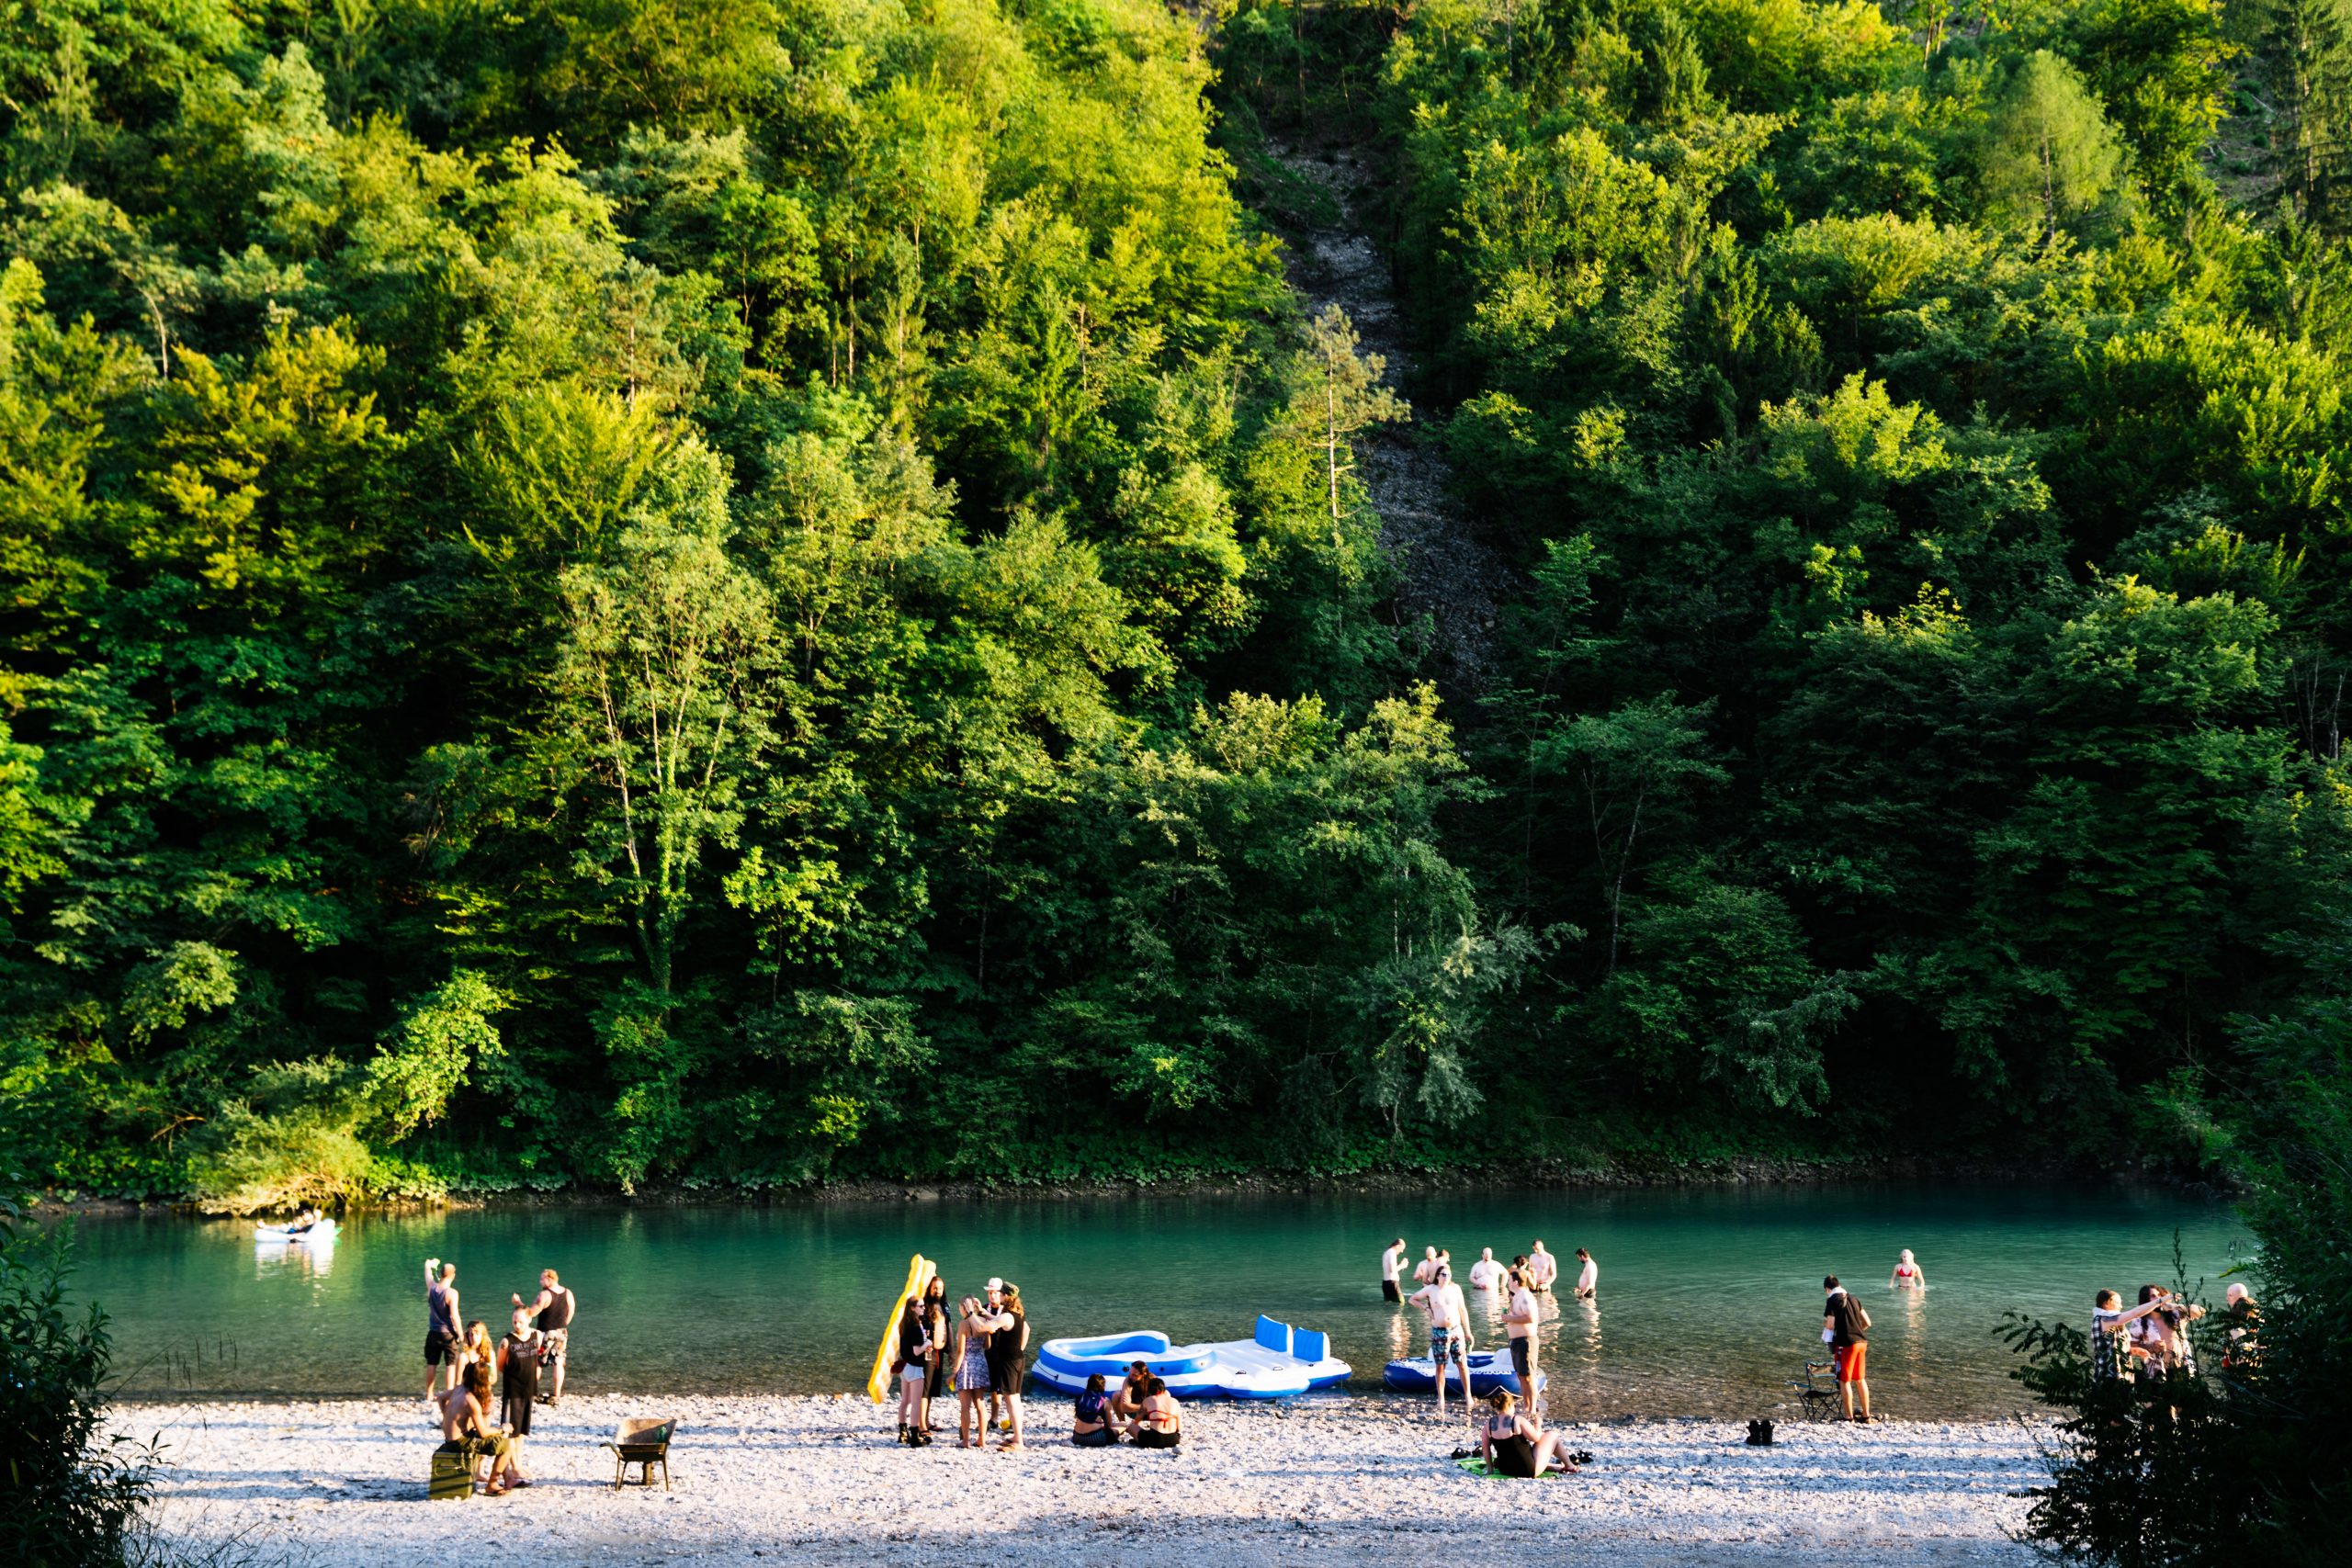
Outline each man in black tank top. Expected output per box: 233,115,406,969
514,1269,577,1404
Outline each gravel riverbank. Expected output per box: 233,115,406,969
131,1393,2047,1566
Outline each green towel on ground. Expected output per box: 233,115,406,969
1453,1455,1565,1480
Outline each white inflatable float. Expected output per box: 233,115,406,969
1032,1315,1350,1400
252,1219,338,1243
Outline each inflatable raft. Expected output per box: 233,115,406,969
1033,1316,1351,1400
1384,1349,1542,1397
252,1220,338,1243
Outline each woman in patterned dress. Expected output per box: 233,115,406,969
954,1295,995,1449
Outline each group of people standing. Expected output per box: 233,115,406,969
421,1258,578,1496
893,1276,1031,1450
2089,1280,2259,1383
1381,1235,1596,1416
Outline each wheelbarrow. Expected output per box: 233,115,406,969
603,1417,676,1490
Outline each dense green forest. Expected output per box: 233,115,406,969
3,0,2350,1205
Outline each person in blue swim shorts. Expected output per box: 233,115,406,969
1409,1262,1475,1416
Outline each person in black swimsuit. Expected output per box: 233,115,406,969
514,1269,577,1404
498,1309,542,1437
1479,1389,1577,1477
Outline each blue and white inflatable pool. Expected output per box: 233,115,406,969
1033,1315,1351,1400
1384,1349,1541,1397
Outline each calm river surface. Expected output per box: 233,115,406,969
66,1183,2242,1417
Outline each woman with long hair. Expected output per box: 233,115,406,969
918,1275,949,1438
953,1295,994,1449
895,1296,932,1444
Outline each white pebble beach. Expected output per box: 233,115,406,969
130,1393,2050,1565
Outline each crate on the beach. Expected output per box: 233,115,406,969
428,1440,474,1500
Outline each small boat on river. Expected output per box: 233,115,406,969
252,1220,339,1244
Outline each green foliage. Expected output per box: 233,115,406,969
0,0,1510,1195
0,1209,155,1568
8,0,2352,1201
1318,0,2352,1156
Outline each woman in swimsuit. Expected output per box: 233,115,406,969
953,1295,995,1449
1132,1377,1182,1450
1072,1373,1119,1447
1478,1389,1577,1477
1889,1250,1926,1290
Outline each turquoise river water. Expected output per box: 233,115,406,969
64,1183,2243,1418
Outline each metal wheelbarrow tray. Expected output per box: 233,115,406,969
603,1417,677,1490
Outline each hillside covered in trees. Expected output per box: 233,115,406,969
3,0,2349,1205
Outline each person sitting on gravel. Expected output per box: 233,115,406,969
1072,1374,1119,1447
1111,1360,1152,1421
1132,1377,1182,1450
438,1360,528,1495
1478,1389,1577,1477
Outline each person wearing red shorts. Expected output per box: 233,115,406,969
1822,1275,1873,1422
